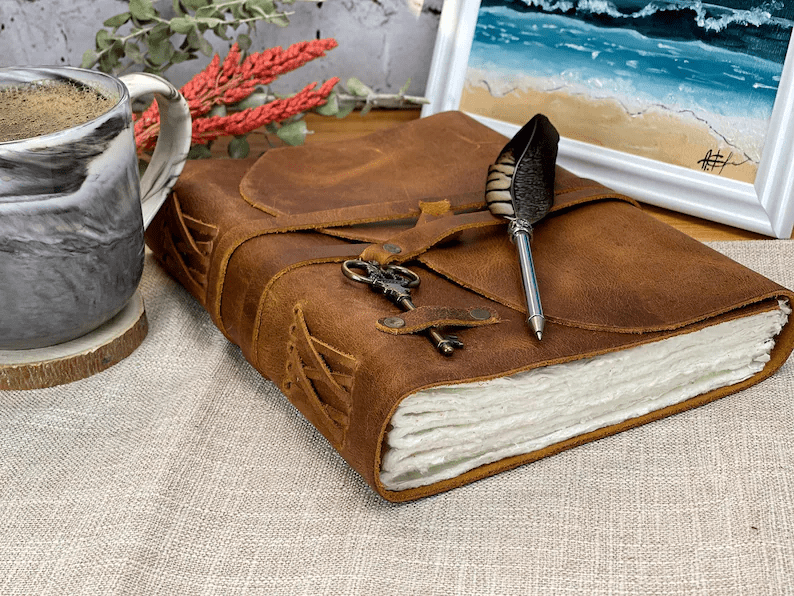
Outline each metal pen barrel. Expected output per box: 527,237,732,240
514,229,545,340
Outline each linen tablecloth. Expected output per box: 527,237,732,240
1,241,792,595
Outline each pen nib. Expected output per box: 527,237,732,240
528,315,545,341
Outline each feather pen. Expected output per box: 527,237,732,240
485,114,560,340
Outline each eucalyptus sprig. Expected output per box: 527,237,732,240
234,77,429,120
81,0,315,75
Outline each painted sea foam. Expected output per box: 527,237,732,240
468,0,794,161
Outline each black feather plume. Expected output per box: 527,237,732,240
485,114,560,226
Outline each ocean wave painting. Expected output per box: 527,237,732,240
460,0,794,182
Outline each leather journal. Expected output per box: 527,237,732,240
145,111,794,502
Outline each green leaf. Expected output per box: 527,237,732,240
148,22,172,45
232,91,268,110
194,16,226,27
98,41,124,73
81,49,99,69
198,35,214,57
276,120,307,146
246,0,287,24
268,13,290,27
232,4,246,19
208,104,227,118
129,0,157,21
213,23,231,41
246,0,276,14
228,136,250,159
148,39,175,66
169,17,195,34
98,54,114,73
96,30,114,50
187,144,213,159
103,12,131,29
359,102,373,117
172,0,186,16
185,27,203,51
195,5,220,18
346,77,373,98
170,51,195,65
183,0,210,9
124,41,144,63
313,92,339,116
236,33,252,51
110,40,125,58
335,99,356,119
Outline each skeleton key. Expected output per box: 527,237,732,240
341,260,463,356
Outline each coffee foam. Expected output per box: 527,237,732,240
0,80,115,142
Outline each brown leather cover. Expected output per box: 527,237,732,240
146,111,794,501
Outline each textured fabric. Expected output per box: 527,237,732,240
0,240,792,595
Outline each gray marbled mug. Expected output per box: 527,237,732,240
0,67,191,349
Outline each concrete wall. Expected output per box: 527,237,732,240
0,0,442,96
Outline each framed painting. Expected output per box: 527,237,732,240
422,0,794,238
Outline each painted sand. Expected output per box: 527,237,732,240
460,70,760,183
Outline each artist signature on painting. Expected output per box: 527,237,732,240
698,149,734,174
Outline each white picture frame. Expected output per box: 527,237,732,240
422,0,794,238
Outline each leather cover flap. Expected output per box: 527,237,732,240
418,200,782,332
239,111,500,216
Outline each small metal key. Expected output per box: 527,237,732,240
342,259,463,356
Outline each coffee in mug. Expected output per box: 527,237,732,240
0,80,115,142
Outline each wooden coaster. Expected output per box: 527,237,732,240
0,292,148,390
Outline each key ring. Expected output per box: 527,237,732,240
341,260,420,288
341,259,461,356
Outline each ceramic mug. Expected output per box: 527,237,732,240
0,67,191,349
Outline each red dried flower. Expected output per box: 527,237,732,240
134,38,339,152
190,78,339,144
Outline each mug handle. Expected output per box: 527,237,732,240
120,73,192,230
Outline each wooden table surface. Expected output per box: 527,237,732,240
215,109,787,243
